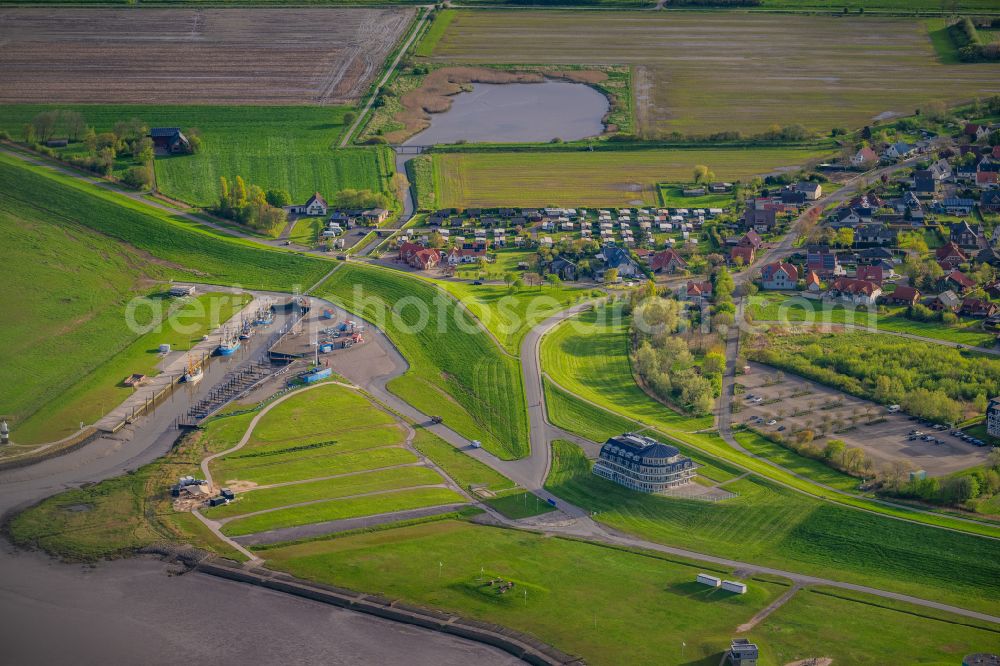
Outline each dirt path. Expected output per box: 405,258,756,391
735,583,802,633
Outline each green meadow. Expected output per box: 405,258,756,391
316,263,530,459
0,104,391,207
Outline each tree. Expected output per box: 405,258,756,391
605,268,619,283
693,165,714,184
265,189,292,208
835,227,854,248
503,271,516,288
30,111,58,142
61,110,86,142
427,231,446,249
823,439,845,462
546,273,561,286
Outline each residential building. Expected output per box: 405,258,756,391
650,249,687,274
855,223,895,247
930,290,961,312
805,270,821,292
829,277,882,306
982,190,1000,213
685,280,713,303
950,221,981,249
884,141,913,160
961,298,998,318
884,285,920,306
546,256,578,281
806,248,842,276
938,198,976,216
592,433,698,493
977,247,1000,267
935,242,968,271
742,206,777,233
912,169,936,197
987,398,1000,439
851,146,878,167
738,230,763,249
855,264,883,285
780,188,806,205
794,181,822,200
944,269,976,294
730,245,755,266
598,244,642,278
760,262,798,290
292,192,328,217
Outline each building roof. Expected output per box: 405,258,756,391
762,262,798,282
650,248,686,271
935,242,967,262
150,127,182,137
887,285,920,302
601,434,684,464
832,277,880,296
304,192,327,208
946,270,975,289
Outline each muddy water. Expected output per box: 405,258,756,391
0,547,520,666
406,81,608,145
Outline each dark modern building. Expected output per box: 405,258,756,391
593,433,698,493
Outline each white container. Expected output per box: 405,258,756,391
159,344,171,354
696,574,721,588
721,580,747,594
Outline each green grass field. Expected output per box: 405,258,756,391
751,586,1000,664
539,305,713,433
204,465,445,521
548,440,1000,615
427,11,1000,138
412,428,515,492
747,293,996,348
733,430,860,493
658,185,734,209
261,517,999,664
0,105,391,208
0,154,331,290
221,486,464,536
316,263,529,459
260,519,785,665
435,280,587,354
12,291,248,444
430,147,832,208
543,378,641,444
541,305,1000,537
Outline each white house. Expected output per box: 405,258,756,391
292,192,328,217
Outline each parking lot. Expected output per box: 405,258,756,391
736,362,990,477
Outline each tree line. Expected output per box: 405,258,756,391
214,176,288,237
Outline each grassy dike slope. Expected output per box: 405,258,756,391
0,154,330,290
547,441,1000,617
315,263,529,459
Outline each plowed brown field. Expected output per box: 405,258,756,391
0,8,413,105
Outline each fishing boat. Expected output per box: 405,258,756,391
254,305,274,326
216,327,241,356
238,318,254,340
182,356,203,384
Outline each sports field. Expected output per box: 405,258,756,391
430,147,832,207
426,11,1000,137
0,8,413,105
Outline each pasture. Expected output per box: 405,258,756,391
547,441,1000,615
430,147,832,207
0,105,391,207
426,11,1000,137
316,263,530,459
0,155,332,290
0,8,413,105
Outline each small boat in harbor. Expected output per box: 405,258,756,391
216,328,241,356
238,318,254,340
182,356,203,384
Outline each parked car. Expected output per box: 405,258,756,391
472,280,483,285
777,425,786,432
766,419,777,426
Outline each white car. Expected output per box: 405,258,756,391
470,440,482,449
766,419,777,426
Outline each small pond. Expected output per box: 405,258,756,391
406,81,609,145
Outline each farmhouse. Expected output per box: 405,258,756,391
794,181,822,200
292,193,328,217
592,433,698,493
398,241,440,270
943,270,975,294
760,262,798,290
149,127,191,153
960,298,998,318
